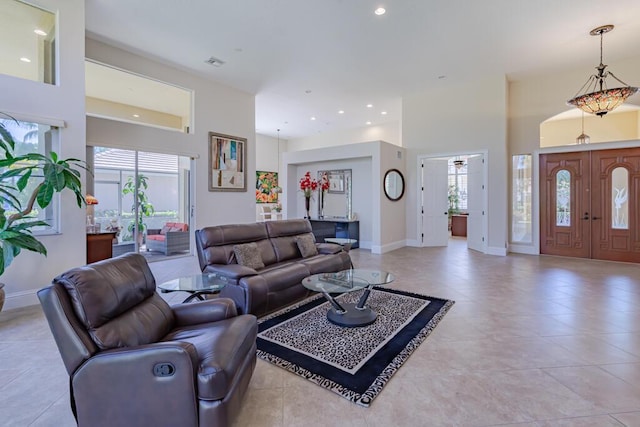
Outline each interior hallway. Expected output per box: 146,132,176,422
2,240,640,426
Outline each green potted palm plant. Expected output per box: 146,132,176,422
0,116,87,311
122,174,154,245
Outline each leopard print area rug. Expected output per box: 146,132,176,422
256,287,454,407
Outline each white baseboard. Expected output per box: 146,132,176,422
486,246,507,256
356,240,372,250
508,244,538,255
405,239,421,247
370,240,406,254
3,288,40,310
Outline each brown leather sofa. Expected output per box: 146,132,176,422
195,219,352,317
38,253,257,427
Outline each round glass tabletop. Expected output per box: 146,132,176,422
159,273,228,293
302,269,395,294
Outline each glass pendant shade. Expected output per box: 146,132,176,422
576,132,590,145
568,87,638,117
576,113,590,145
567,25,638,117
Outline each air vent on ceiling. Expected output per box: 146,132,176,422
204,56,225,67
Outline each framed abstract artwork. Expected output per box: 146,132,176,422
256,171,279,203
208,132,247,191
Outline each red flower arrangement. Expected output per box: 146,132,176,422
319,172,330,193
299,171,318,198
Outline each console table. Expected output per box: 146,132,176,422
86,232,117,264
309,219,359,249
451,214,468,237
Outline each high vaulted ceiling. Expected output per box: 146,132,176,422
85,0,640,139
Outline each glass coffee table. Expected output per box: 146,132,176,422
159,273,228,303
302,269,395,327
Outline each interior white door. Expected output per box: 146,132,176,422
422,158,449,246
466,154,485,252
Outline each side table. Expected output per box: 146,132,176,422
158,273,228,303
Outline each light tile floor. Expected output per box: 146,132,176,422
2,239,640,426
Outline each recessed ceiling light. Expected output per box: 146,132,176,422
133,114,140,118
338,110,345,114
438,75,447,79
374,7,386,15
310,116,316,121
381,111,387,115
366,121,372,125
34,29,47,36
20,57,31,63
366,104,373,108
305,90,312,94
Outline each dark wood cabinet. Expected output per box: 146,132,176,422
451,215,467,237
86,232,117,264
309,219,359,249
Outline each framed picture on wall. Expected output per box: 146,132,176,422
256,171,279,203
208,132,247,191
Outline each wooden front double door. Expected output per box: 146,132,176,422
540,147,640,263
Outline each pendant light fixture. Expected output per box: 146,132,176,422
453,158,465,170
576,112,590,145
567,25,638,117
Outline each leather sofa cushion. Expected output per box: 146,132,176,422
162,314,257,401
54,253,175,350
196,223,277,266
233,243,265,270
300,252,351,275
147,235,165,242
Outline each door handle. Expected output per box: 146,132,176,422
592,216,600,220
444,212,448,215
582,212,589,220
582,216,590,220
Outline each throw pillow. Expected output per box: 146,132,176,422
296,234,318,258
233,242,265,270
160,225,172,235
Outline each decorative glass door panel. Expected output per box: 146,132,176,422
540,152,590,258
540,147,640,263
590,149,640,263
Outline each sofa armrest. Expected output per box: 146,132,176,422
316,242,343,254
205,264,259,280
172,298,238,326
72,342,199,426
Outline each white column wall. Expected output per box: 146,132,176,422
85,38,256,230
0,0,86,309
403,75,508,254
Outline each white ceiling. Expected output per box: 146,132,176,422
84,0,640,139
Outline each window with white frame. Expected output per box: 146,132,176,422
448,159,468,211
0,117,59,233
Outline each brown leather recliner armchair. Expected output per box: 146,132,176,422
38,253,257,427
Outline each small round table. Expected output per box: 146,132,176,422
159,273,228,303
302,269,395,327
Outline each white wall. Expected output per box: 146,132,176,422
255,133,288,220
379,142,407,252
282,141,406,253
509,56,640,156
288,121,401,151
403,75,508,254
85,38,256,230
0,0,86,309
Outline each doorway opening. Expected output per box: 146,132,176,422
88,146,193,263
419,151,488,253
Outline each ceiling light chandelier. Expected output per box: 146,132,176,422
576,112,590,145
453,158,465,170
567,25,638,117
